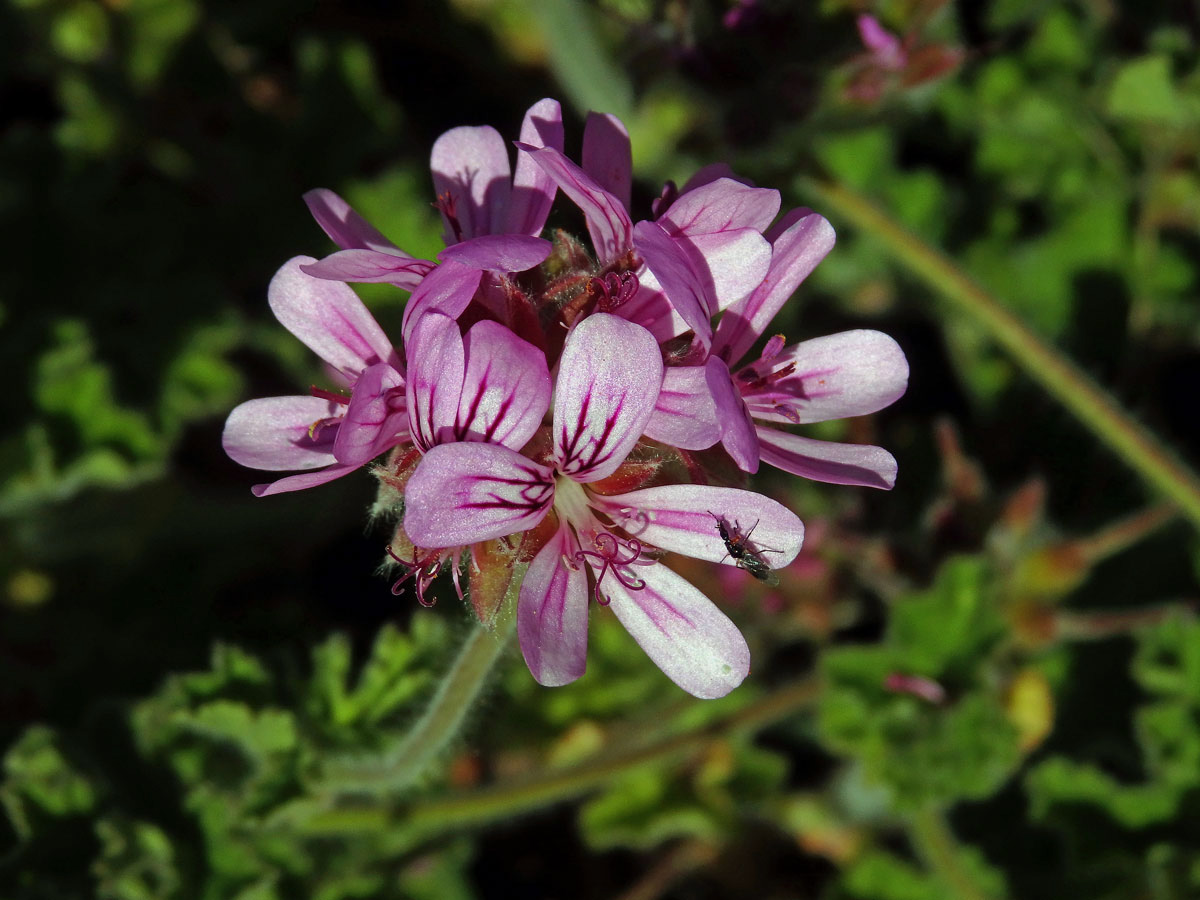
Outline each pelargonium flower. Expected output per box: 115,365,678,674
222,256,548,503
402,313,804,698
645,207,910,488
299,98,565,289
224,97,905,699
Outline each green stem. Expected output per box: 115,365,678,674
322,579,521,796
910,807,998,900
799,177,1200,535
401,679,817,836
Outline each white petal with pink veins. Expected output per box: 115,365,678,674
743,330,909,424
222,395,340,471
519,524,590,687
605,563,750,699
268,257,400,379
592,484,803,569
457,320,551,449
403,442,555,547
553,314,663,483
431,125,512,241
757,426,898,489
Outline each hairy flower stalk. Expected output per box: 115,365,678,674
222,98,909,698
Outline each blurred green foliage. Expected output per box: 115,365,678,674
4,0,1200,897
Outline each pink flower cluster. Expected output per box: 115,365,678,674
223,99,908,698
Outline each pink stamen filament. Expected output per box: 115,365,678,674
574,532,653,606
588,272,639,313
433,191,465,244
310,385,351,404
386,545,442,607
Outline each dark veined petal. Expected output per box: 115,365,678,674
332,362,409,467
457,320,551,450
553,314,663,483
518,523,589,687
605,563,750,699
403,442,555,547
756,425,898,489
405,313,466,452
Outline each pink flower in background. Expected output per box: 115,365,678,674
846,13,964,104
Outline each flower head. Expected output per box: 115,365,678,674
223,98,905,697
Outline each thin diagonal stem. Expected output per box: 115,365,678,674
799,177,1200,535
402,679,818,836
321,570,522,796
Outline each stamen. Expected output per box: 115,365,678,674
386,544,442,607
310,386,350,405
433,191,465,244
651,180,678,219
573,532,654,606
587,272,640,313
761,334,787,361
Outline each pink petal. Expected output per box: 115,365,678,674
403,442,555,547
506,98,564,236
857,15,906,68
251,463,360,497
611,269,687,343
222,395,340,470
268,257,400,379
643,366,721,450
405,313,466,452
431,124,512,241
712,211,836,366
518,524,589,686
632,220,713,346
438,234,552,272
401,260,483,345
332,362,408,466
553,314,663,483
517,144,632,265
302,189,400,253
743,330,909,424
605,563,750,699
582,112,632,214
706,356,760,473
659,177,780,237
457,320,551,450
300,249,432,291
679,227,772,311
592,484,803,569
757,425,898,489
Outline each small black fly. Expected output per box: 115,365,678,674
708,512,781,585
